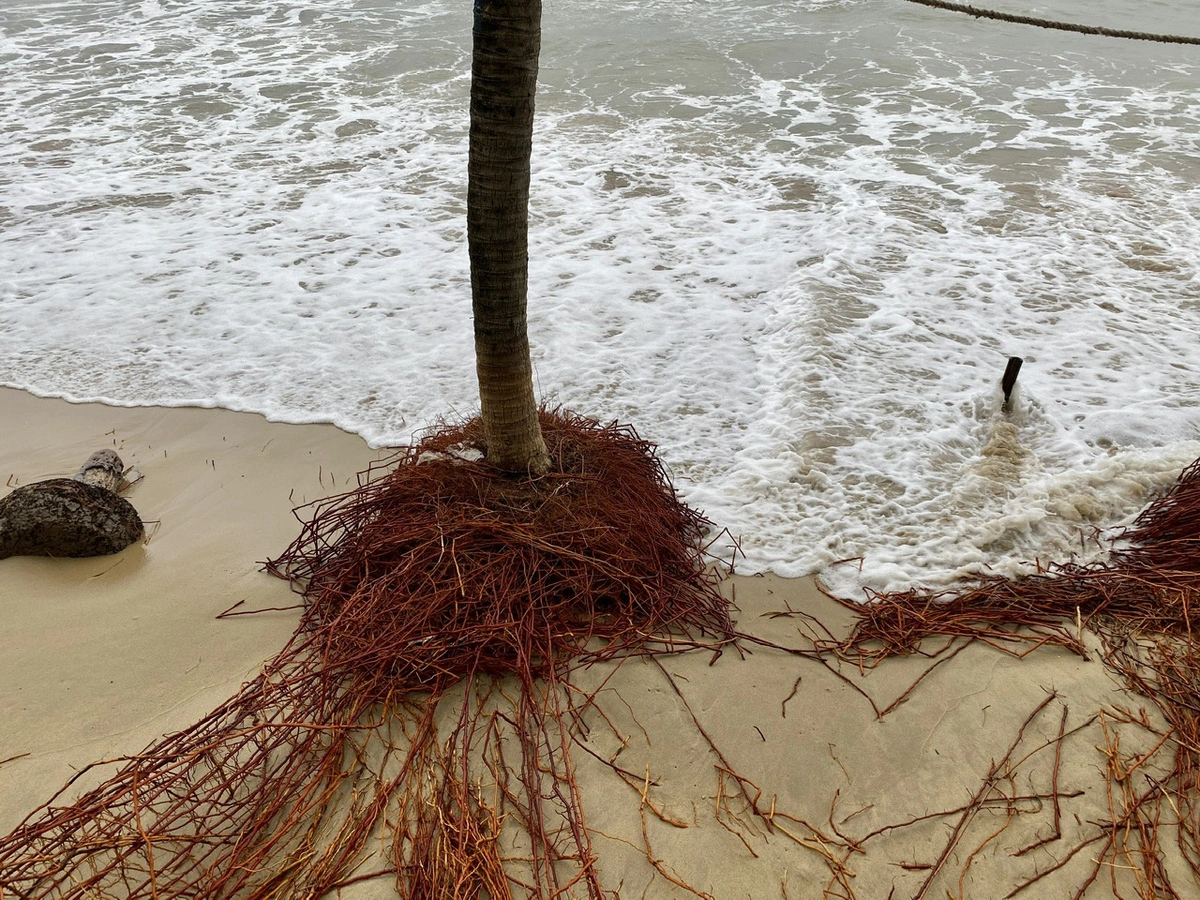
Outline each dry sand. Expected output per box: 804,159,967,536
0,387,1189,898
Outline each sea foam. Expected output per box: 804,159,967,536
2,0,1198,597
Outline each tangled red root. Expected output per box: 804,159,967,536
0,409,732,899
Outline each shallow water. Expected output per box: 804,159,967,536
2,0,1199,596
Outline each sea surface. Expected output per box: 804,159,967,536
3,0,1199,598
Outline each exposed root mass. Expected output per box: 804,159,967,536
0,410,732,899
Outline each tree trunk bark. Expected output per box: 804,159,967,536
468,0,551,475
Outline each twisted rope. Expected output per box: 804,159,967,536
901,0,1200,46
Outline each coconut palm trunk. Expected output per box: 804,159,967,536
468,0,551,475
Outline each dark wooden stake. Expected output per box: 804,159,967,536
1001,357,1023,412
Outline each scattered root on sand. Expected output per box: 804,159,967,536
840,456,1200,899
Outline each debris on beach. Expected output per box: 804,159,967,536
0,450,142,559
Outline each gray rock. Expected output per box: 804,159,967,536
0,453,144,559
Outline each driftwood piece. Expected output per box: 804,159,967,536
0,451,144,559
73,449,128,493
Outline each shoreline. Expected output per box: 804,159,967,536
0,387,1187,897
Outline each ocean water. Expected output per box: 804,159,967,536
2,0,1199,598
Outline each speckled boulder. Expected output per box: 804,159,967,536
0,474,143,559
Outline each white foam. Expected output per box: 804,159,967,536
2,0,1199,598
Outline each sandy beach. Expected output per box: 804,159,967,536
0,387,1189,898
